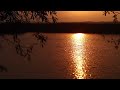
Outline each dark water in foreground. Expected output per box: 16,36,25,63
0,32,120,79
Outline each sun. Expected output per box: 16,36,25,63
73,33,85,39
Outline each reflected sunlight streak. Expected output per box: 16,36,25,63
71,33,86,79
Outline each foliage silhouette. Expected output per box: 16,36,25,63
0,11,56,72
103,11,120,23
0,11,57,23
102,11,120,49
102,34,120,50
1,32,47,61
0,32,47,72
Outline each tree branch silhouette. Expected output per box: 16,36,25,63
0,11,58,23
103,11,120,49
0,11,56,72
103,11,120,23
1,33,47,61
101,34,120,50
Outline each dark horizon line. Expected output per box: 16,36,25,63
0,22,120,34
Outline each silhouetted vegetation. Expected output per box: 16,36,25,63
0,11,56,72
103,11,120,23
0,32,47,72
107,38,120,49
1,32,47,61
102,11,120,49
102,34,120,49
0,11,57,23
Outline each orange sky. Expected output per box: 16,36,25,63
56,11,120,22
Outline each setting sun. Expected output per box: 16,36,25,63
73,33,85,39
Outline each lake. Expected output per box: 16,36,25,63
0,32,120,79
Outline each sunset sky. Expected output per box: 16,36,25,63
56,11,120,22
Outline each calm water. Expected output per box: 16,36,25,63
0,32,120,79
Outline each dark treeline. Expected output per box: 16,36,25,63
0,22,120,34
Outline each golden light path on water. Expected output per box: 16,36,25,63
71,33,86,79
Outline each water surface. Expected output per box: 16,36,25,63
0,33,120,79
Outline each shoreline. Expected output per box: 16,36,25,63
0,23,120,34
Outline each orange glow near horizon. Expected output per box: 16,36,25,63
57,11,120,22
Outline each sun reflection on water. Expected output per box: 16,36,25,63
71,33,86,79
